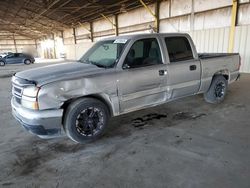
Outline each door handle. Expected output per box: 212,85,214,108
189,65,197,71
159,70,167,76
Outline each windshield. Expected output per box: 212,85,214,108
78,39,128,68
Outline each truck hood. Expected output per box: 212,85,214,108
15,62,104,85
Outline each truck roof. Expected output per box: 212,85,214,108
102,33,190,41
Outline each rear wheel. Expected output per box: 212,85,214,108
0,61,5,66
24,59,31,65
63,98,110,143
204,75,228,104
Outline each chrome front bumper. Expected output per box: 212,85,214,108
11,98,64,138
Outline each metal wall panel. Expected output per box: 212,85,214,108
59,1,250,73
118,5,155,28
194,0,231,12
189,26,250,72
159,1,170,19
188,27,230,53
238,4,250,25
234,25,250,72
93,16,115,32
171,0,192,17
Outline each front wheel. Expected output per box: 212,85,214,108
63,98,110,143
24,59,31,65
204,75,228,104
0,61,5,66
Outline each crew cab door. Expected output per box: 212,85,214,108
118,38,167,113
164,36,201,99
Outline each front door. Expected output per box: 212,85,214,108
118,38,168,113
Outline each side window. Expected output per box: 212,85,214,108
165,37,193,63
6,54,14,58
124,38,162,69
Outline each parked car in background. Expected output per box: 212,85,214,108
0,53,35,66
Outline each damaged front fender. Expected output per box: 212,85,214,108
37,71,120,116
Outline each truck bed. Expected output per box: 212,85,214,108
198,53,239,59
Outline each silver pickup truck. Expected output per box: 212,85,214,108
11,33,240,143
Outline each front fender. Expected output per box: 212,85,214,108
37,76,119,116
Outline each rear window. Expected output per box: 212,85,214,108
165,37,193,62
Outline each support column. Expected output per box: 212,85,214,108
61,30,64,45
155,0,160,33
100,14,117,36
73,27,77,44
35,39,38,50
139,0,158,33
228,0,238,53
78,22,93,42
115,14,119,36
90,22,94,42
52,33,56,59
13,34,17,53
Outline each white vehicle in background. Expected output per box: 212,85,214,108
0,52,12,58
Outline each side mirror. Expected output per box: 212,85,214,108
122,63,130,69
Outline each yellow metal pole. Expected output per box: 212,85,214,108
78,22,91,32
228,0,238,53
100,13,118,36
139,0,158,32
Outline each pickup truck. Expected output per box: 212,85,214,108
11,33,240,143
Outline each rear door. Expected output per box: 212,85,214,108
118,37,168,113
164,36,201,99
16,53,25,63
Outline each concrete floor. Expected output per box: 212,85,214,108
0,63,250,188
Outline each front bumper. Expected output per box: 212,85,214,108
11,98,64,138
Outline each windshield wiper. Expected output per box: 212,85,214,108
91,62,108,68
78,59,108,68
77,59,89,64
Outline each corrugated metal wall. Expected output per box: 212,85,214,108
234,25,250,72
52,0,250,72
189,27,230,53
188,25,250,73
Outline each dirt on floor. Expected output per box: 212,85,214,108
0,69,250,188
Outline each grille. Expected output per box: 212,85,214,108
12,84,23,105
12,76,36,105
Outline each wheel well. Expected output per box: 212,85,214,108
213,71,229,81
61,95,113,125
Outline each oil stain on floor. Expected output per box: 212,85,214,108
132,113,168,127
132,112,206,128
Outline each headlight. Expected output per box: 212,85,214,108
22,86,39,97
21,86,39,110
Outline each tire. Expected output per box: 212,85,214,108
63,98,110,144
24,59,31,65
204,75,228,104
0,61,5,66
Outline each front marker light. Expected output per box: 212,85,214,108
21,99,39,110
